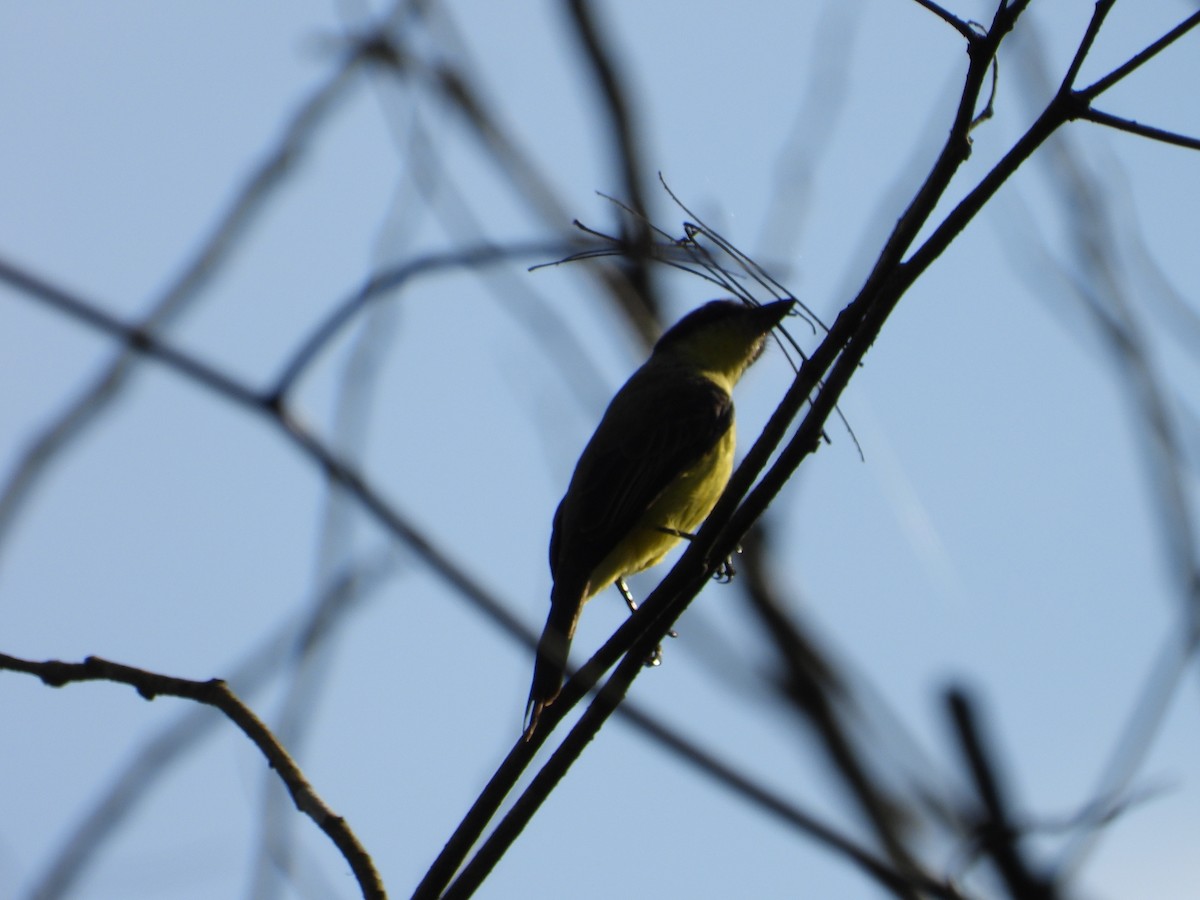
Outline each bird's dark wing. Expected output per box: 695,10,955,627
550,369,732,583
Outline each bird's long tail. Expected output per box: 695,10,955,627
524,585,585,739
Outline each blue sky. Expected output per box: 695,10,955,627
2,2,1199,898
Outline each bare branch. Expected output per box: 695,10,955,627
740,530,926,897
1080,8,1200,100
442,665,964,900
269,241,576,399
1059,0,1116,91
947,690,1056,900
910,0,978,44
563,0,659,318
0,653,386,900
1080,107,1200,152
24,563,393,900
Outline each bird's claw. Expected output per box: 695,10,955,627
712,544,742,583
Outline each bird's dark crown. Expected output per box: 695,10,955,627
655,299,789,352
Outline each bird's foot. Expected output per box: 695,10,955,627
643,643,664,668
654,526,740,584
713,547,740,583
618,577,678,639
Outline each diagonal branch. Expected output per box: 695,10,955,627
1079,8,1200,100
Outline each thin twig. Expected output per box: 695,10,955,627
1080,108,1200,152
1079,8,1200,100
910,0,979,44
0,653,386,900
269,241,574,399
563,0,658,317
24,563,394,900
1058,0,1116,92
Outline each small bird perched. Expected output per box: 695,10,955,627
525,298,793,736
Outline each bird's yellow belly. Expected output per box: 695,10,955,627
586,425,735,599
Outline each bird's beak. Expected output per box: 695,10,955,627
751,299,794,332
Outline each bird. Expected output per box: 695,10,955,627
525,298,793,737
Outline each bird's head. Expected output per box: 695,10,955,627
651,299,793,388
